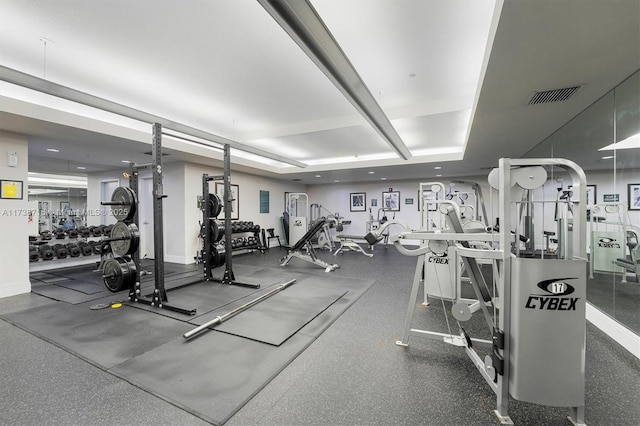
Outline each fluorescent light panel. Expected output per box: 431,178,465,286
599,132,640,151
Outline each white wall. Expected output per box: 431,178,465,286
0,131,30,297
183,162,306,263
307,176,498,238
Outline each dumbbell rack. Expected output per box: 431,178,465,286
226,222,266,254
29,231,103,272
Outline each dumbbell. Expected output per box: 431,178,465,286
52,244,69,259
89,226,102,237
39,244,55,260
65,243,81,257
77,226,91,238
29,246,40,262
29,235,38,242
77,241,95,256
40,230,53,240
67,229,79,239
103,224,113,235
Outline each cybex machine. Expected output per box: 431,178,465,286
367,158,588,425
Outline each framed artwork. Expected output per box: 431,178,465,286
0,179,23,199
60,201,71,213
371,198,378,207
259,190,269,214
350,192,366,212
405,198,414,205
215,182,239,220
628,183,640,211
382,191,400,211
586,184,597,206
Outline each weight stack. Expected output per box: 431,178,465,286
509,257,586,408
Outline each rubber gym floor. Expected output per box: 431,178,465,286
1,245,639,425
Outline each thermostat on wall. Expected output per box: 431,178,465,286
7,151,18,167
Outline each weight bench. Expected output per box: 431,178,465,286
333,235,374,257
280,218,340,272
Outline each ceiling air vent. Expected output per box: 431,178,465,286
527,86,581,105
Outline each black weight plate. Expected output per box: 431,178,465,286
110,186,137,222
208,193,222,218
110,222,140,257
102,257,136,292
209,245,226,269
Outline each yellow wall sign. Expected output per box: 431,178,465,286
0,180,23,199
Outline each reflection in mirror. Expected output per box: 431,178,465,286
27,173,87,236
525,70,640,336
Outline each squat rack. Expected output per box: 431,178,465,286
122,123,197,315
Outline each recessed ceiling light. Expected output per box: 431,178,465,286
380,177,387,181
334,180,340,183
601,156,614,159
368,171,375,174
121,160,132,163
434,166,442,170
77,166,86,170
46,148,59,152
315,175,321,178
436,174,442,177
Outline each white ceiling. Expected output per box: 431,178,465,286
0,0,638,184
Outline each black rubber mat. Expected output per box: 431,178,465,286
8,265,377,425
112,331,315,425
2,302,192,369
53,280,105,295
31,272,72,283
206,285,347,346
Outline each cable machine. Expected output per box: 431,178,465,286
367,158,588,425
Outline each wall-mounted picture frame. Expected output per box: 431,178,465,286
60,201,70,213
586,184,597,206
371,198,378,207
350,192,366,212
0,179,23,199
215,182,239,220
382,190,400,211
628,183,640,211
259,190,270,214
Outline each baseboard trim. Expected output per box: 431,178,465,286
586,302,640,359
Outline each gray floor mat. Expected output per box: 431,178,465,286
209,285,347,346
53,280,105,295
2,302,192,370
111,331,314,425
12,265,377,426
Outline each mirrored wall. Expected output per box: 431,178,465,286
27,173,88,236
526,69,640,335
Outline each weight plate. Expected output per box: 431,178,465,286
208,193,223,218
110,222,140,256
110,186,137,222
209,245,226,269
90,303,111,310
102,257,137,292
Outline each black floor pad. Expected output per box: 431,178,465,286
7,265,376,425
53,280,105,295
209,284,347,346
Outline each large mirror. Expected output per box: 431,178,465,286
526,69,640,335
